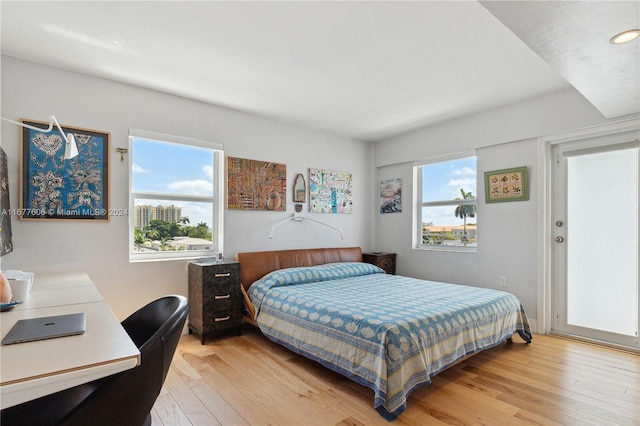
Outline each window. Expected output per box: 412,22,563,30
415,154,477,252
128,129,224,261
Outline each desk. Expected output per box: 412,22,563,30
0,272,140,409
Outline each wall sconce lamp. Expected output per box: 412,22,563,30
0,115,78,159
115,147,128,162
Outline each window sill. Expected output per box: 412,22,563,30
413,246,477,254
129,251,218,263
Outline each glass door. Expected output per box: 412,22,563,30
552,138,639,349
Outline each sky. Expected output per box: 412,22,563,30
132,138,214,227
421,156,477,226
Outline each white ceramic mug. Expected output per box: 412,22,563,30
9,279,31,302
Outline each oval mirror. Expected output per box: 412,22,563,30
293,174,306,203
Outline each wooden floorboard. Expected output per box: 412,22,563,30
153,326,640,425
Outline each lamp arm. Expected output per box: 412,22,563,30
1,116,55,133
1,115,78,159
268,216,297,239
301,216,345,240
268,214,344,240
51,115,73,147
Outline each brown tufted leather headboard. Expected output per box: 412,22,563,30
235,247,363,290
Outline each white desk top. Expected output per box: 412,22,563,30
0,272,140,409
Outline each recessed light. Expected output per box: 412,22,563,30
610,29,640,45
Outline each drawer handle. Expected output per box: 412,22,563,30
215,294,231,300
214,273,231,277
214,316,231,322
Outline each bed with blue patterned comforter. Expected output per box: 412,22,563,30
248,262,532,420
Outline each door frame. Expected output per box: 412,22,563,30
537,118,640,336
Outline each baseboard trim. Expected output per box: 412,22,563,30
548,331,640,355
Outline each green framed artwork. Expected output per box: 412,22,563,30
484,166,528,203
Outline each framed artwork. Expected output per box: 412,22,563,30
379,178,402,213
20,119,110,220
484,166,528,203
0,146,13,255
226,156,286,211
309,168,352,213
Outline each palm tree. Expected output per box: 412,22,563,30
454,188,476,244
145,229,159,241
134,228,145,251
178,216,191,236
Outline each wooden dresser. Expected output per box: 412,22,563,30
188,260,242,344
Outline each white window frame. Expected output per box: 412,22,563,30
128,129,224,262
414,152,477,253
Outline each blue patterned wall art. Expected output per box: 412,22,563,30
20,119,110,220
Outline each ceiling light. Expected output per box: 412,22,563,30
610,29,640,45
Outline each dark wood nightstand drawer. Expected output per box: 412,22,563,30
207,280,241,297
205,305,241,330
202,266,240,285
362,252,396,275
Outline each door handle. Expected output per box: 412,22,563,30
555,236,564,243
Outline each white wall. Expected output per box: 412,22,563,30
373,88,608,324
0,57,373,319
1,55,625,328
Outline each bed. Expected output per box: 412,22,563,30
236,247,532,421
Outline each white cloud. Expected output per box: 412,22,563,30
447,178,477,199
202,165,214,179
449,178,476,188
167,179,213,195
181,202,212,227
451,167,475,176
132,163,147,173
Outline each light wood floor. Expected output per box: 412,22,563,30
151,326,640,425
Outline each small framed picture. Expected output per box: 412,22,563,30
20,119,110,220
379,178,402,213
484,166,528,203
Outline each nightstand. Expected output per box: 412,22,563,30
188,260,242,344
362,252,396,275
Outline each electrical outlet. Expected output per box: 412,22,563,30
499,276,507,287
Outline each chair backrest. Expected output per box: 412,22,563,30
62,295,188,426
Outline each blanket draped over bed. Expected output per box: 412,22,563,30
247,262,532,420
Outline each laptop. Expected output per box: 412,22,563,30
1,312,86,345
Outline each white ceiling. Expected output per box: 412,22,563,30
480,0,639,120
1,1,637,142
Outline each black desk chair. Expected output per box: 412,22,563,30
1,295,188,426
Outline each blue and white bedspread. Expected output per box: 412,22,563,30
248,262,532,420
